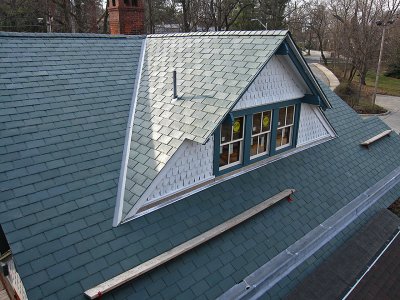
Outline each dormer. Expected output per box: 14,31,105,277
113,31,336,225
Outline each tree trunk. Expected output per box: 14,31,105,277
147,0,154,34
75,0,83,32
62,0,72,32
182,0,190,32
343,56,349,79
216,0,222,31
10,0,17,31
360,66,367,85
103,5,108,34
348,66,356,83
318,35,327,65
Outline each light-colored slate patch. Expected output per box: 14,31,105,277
122,32,288,219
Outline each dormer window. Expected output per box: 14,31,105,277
219,116,244,170
276,105,295,150
251,110,272,159
214,101,301,175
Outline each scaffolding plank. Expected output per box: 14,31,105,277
84,188,295,299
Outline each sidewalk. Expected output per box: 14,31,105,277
375,95,400,134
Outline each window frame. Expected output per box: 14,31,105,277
275,105,296,151
213,99,301,176
219,116,245,170
250,110,272,159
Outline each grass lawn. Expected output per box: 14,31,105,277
365,71,400,96
328,63,400,96
326,63,400,113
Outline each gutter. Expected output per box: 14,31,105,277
218,165,400,300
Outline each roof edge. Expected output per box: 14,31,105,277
0,31,145,39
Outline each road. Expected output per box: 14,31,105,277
375,95,400,134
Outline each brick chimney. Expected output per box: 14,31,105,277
108,0,145,35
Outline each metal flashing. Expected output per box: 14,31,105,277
112,38,147,227
218,165,400,300
315,106,337,138
124,135,335,222
147,30,288,38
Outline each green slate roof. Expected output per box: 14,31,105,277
0,32,400,300
122,31,289,219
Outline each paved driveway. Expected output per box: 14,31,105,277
376,95,400,134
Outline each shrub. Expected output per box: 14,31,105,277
334,82,387,114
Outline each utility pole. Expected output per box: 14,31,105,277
372,19,395,106
47,13,53,33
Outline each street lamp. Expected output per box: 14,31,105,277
372,19,395,106
251,19,267,30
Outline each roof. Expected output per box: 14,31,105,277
286,209,400,299
346,229,400,300
0,32,400,300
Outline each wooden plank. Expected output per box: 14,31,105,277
84,189,295,299
361,130,392,146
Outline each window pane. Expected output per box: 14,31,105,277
262,111,271,132
221,122,232,143
219,145,229,167
276,128,283,147
278,107,286,127
252,113,262,135
287,106,294,125
281,127,291,146
250,136,258,156
258,133,268,154
229,141,241,163
232,117,244,140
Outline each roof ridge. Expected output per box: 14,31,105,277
147,30,288,38
0,30,288,39
0,31,144,39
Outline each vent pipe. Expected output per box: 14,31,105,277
173,70,178,99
